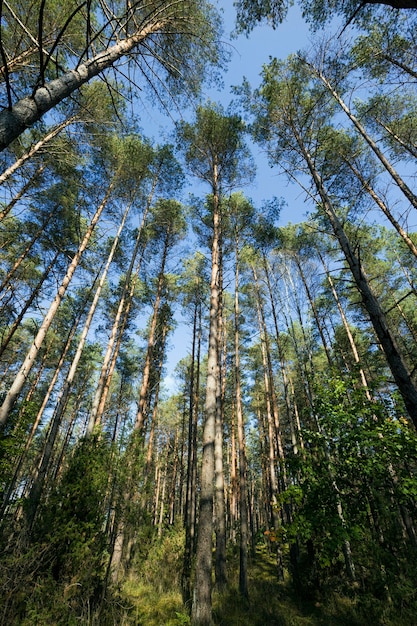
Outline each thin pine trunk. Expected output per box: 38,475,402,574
214,258,227,589
87,191,152,433
0,250,59,359
346,159,417,260
0,165,45,221
0,203,56,298
310,62,417,212
0,117,75,185
0,180,115,427
192,173,221,626
294,124,417,428
182,300,201,604
234,236,249,599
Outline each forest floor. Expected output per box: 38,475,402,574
119,543,415,626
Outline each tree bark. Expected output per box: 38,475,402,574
0,20,168,151
192,175,221,626
182,300,201,604
234,235,249,599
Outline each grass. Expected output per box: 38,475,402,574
114,543,417,626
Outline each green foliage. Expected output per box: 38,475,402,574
176,101,254,192
234,0,412,33
0,435,113,625
284,373,417,615
120,525,187,625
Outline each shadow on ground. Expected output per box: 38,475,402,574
212,546,375,626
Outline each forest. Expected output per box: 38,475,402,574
1,1,417,625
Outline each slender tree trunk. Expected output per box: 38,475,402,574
262,253,303,454
23,304,92,529
157,449,169,538
0,116,75,185
0,19,172,150
0,180,115,427
318,249,372,398
214,255,227,589
169,429,180,525
255,296,280,525
134,242,169,433
295,257,333,365
192,174,221,626
0,251,59,359
346,158,417,260
309,62,417,211
87,191,151,433
229,398,238,543
0,164,45,221
182,299,201,602
294,125,417,428
0,203,56,298
234,235,249,599
55,203,131,436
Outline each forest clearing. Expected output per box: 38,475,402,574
1,1,417,624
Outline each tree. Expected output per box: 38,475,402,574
234,0,417,34
179,253,207,603
229,194,255,598
243,56,417,428
0,178,115,427
177,102,252,625
0,1,224,151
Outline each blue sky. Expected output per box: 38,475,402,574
215,1,326,226
211,1,313,225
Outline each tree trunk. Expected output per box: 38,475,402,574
309,62,417,212
0,20,171,150
295,256,333,365
0,250,59,359
214,255,227,589
0,180,114,427
0,203,56,298
262,253,304,454
56,202,131,434
192,177,221,626
294,125,417,428
234,235,249,599
87,193,151,433
346,158,417,260
0,165,45,221
134,241,169,433
182,300,201,604
318,249,372,399
0,116,75,185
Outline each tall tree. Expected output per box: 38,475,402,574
177,102,252,626
0,0,224,150
243,56,417,428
